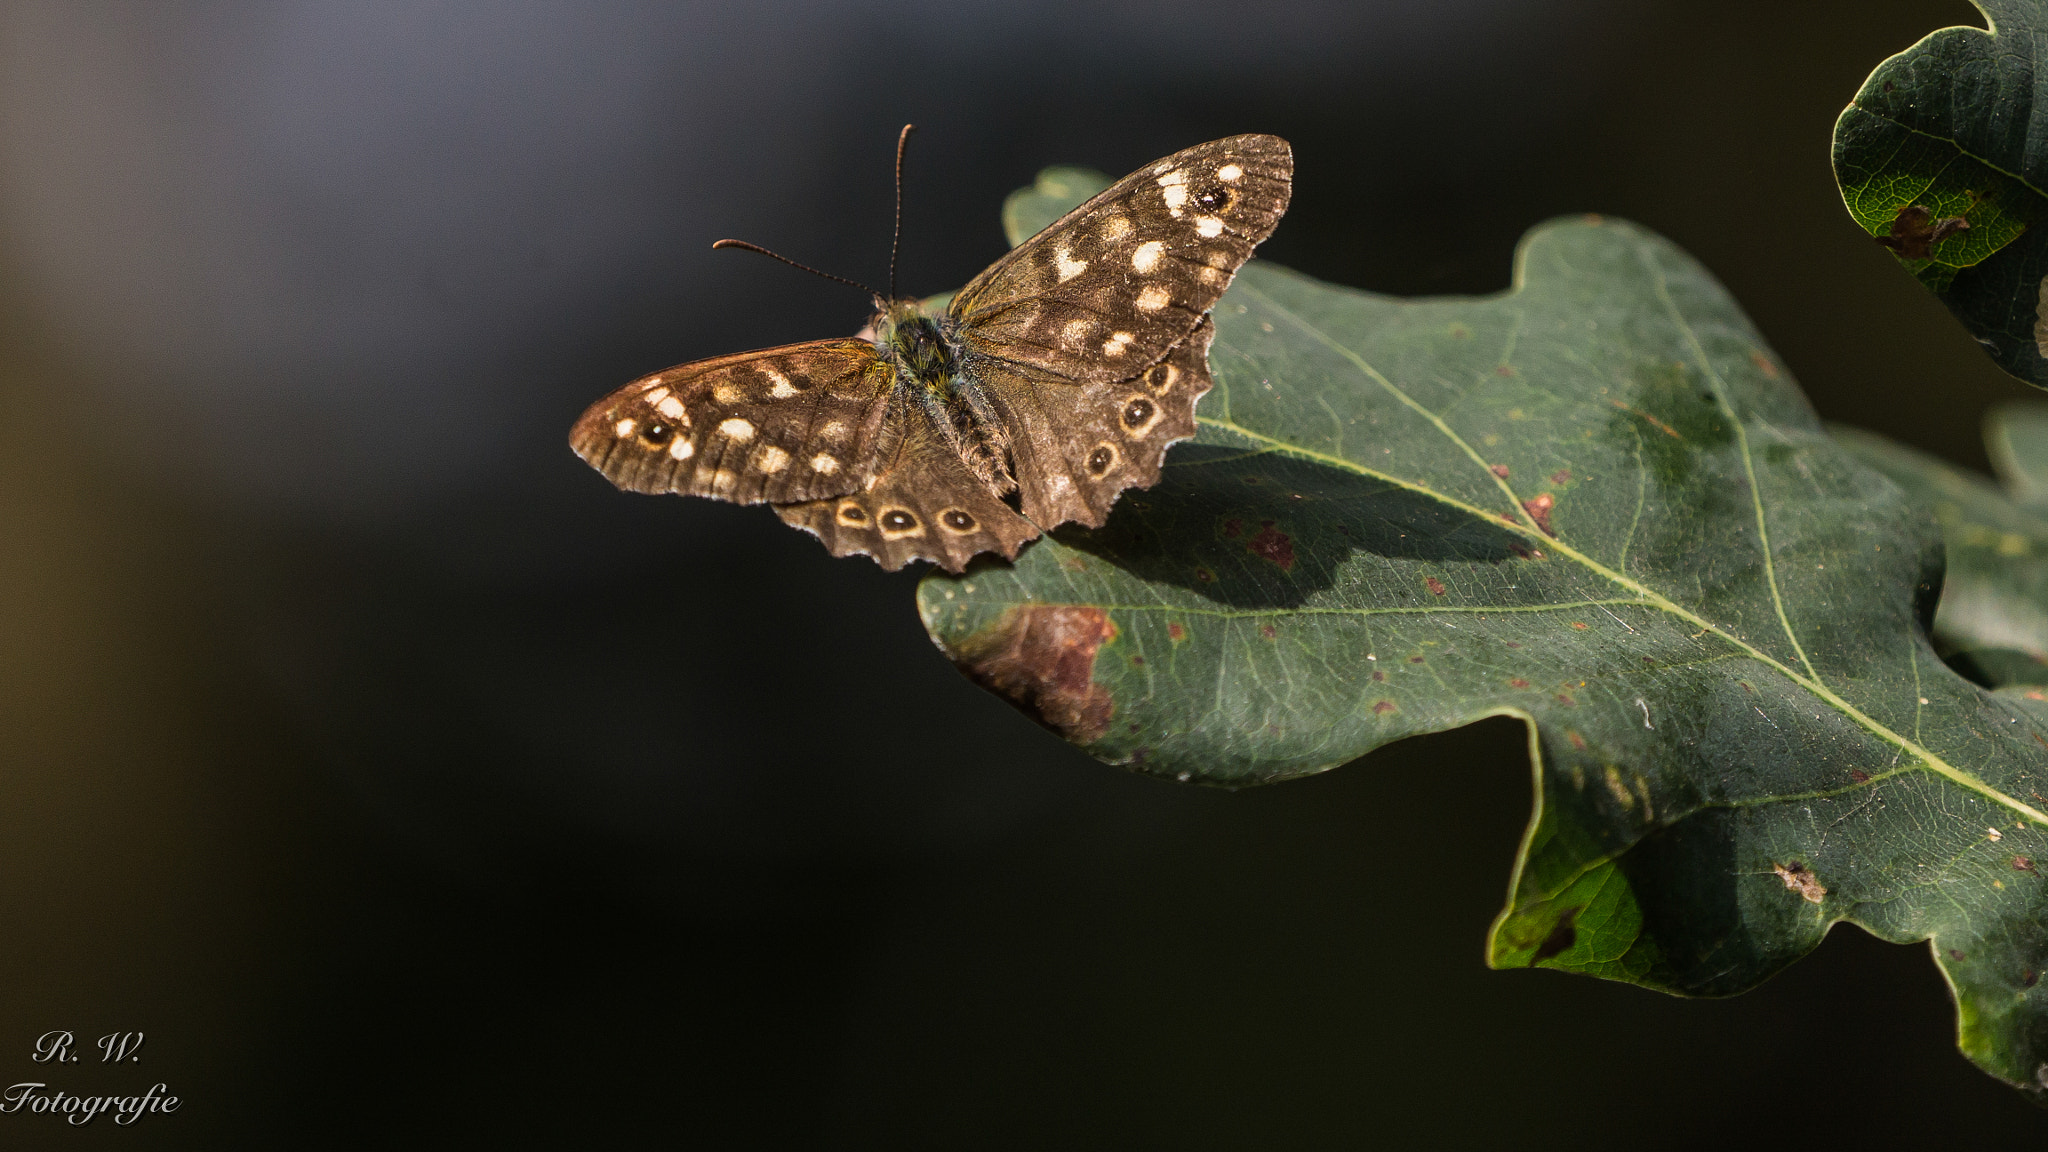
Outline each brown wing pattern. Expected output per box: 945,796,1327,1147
569,340,895,505
773,416,1040,573
989,317,1214,531
949,134,1290,384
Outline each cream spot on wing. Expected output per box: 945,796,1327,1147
1101,215,1133,241
655,395,686,420
713,382,743,404
1102,331,1135,357
1132,241,1166,272
1162,185,1188,211
613,417,637,438
1156,169,1188,186
1217,163,1243,182
810,453,840,474
1136,284,1171,312
756,445,790,473
1194,216,1224,238
769,379,798,399
643,386,670,404
1198,266,1226,285
717,417,756,441
821,420,848,440
668,437,695,461
1055,246,1088,282
1061,318,1095,347
710,468,739,493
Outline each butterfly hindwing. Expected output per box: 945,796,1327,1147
570,340,896,505
773,416,1039,572
949,134,1290,384
992,316,1215,530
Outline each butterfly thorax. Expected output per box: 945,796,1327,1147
872,301,1016,494
872,302,961,388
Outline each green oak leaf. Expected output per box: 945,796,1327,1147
1837,420,2048,687
920,171,2048,1102
1833,0,2048,386
1989,401,2048,506
1000,165,1111,251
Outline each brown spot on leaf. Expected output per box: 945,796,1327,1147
1371,670,1385,682
1523,492,1556,535
1194,566,1215,583
1060,555,1088,572
1773,861,1827,904
1168,623,1186,642
1259,624,1276,639
1222,517,1243,538
1490,464,1510,478
1371,700,1397,715
1505,641,1522,649
1409,655,1425,664
1130,655,1145,666
1570,621,1589,630
1549,468,1571,485
1425,576,1447,596
1494,364,1517,377
1532,907,1579,963
1556,693,1577,706
948,605,1120,743
1749,350,1778,379
1247,521,1295,570
1875,204,1970,260
1567,731,1587,750
2017,856,2039,875
1850,769,1870,784
1509,678,1530,689
1948,948,1967,961
2026,969,2040,989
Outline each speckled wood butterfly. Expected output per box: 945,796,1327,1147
569,133,1292,572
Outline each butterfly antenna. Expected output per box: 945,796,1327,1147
710,239,881,301
889,123,915,302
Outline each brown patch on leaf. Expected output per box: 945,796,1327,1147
949,605,1119,743
1371,670,1385,682
1556,693,1577,706
2016,856,2039,875
1610,399,1682,439
1373,700,1397,715
1523,492,1556,535
1425,576,1447,596
1532,906,1579,963
1495,364,1517,377
1222,517,1243,538
1549,468,1571,485
1849,769,1870,784
1749,349,1778,379
1409,655,1425,664
1259,624,1276,639
1567,731,1587,750
2026,969,2040,989
1490,463,1510,478
1948,948,1967,961
1875,204,1970,260
1570,621,1589,630
1194,566,1215,583
1773,861,1827,904
1509,678,1530,689
1246,521,1296,570
1167,622,1186,642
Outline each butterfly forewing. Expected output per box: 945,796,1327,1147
992,317,1215,530
570,340,896,505
949,134,1290,384
773,419,1039,572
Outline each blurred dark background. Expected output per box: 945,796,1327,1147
0,0,2039,1146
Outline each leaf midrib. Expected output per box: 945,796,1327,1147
1197,262,2048,825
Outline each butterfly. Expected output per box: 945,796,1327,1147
569,133,1292,572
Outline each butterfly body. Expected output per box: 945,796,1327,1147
572,134,1292,572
